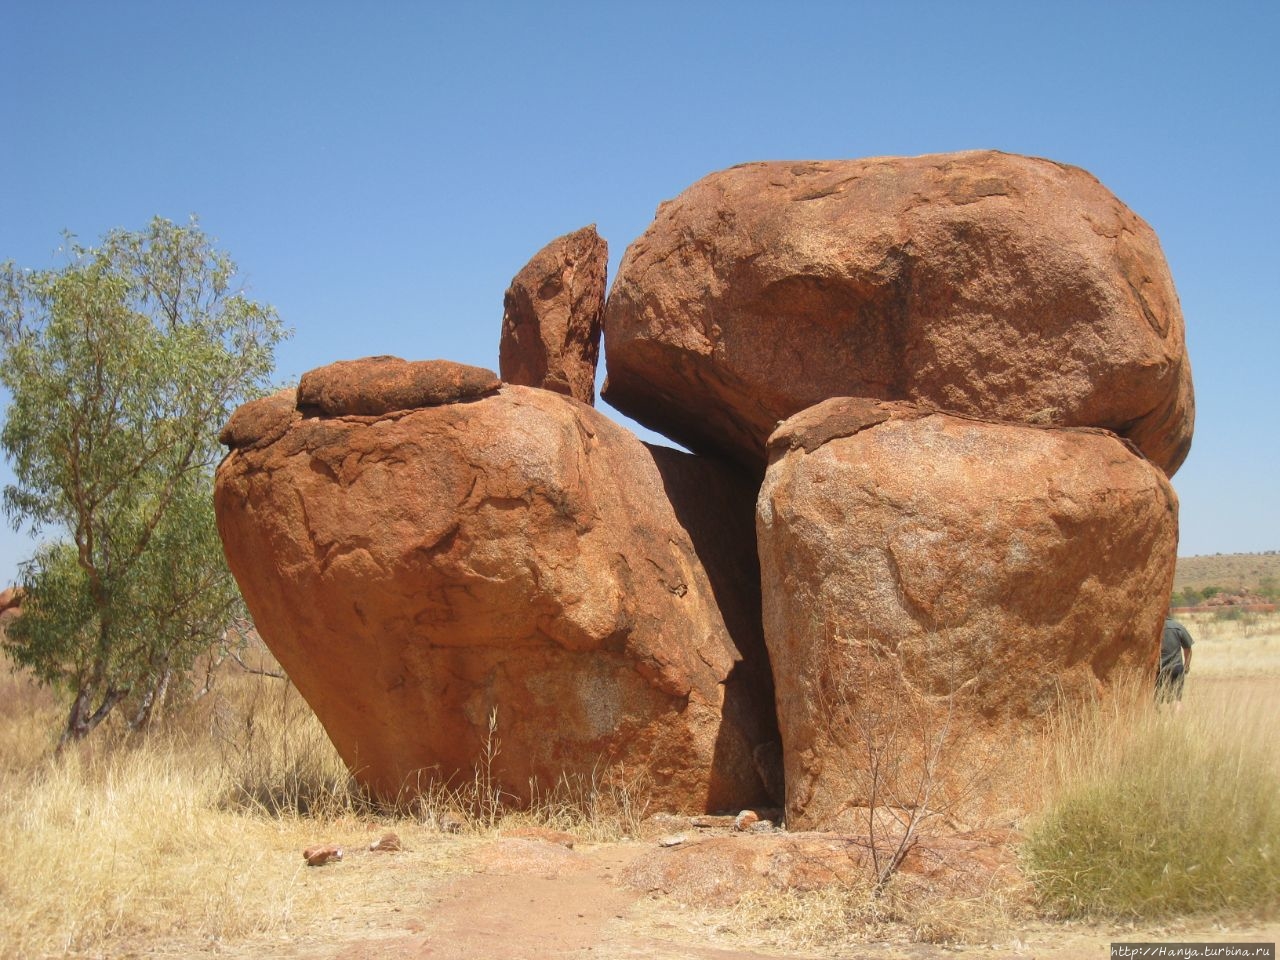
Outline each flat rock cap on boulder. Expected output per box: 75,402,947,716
767,396,937,455
603,150,1194,476
766,395,1142,459
297,356,500,417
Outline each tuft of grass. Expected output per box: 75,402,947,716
727,883,881,951
394,715,651,843
1024,672,1280,920
205,667,366,819
714,868,1025,949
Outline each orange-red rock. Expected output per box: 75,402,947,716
603,151,1193,475
303,844,343,866
215,359,775,811
0,585,25,615
500,226,608,405
218,388,300,450
623,830,1021,908
296,356,500,417
756,398,1179,831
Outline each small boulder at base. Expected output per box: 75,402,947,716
214,377,776,812
603,151,1193,475
756,398,1179,831
500,225,608,406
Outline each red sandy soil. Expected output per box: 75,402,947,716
140,836,1276,960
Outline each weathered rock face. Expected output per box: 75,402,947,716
218,387,301,450
623,829,1022,908
756,398,1179,831
500,226,608,405
297,356,500,416
215,358,776,811
603,151,1193,476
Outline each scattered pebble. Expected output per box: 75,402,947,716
369,832,403,852
303,844,343,866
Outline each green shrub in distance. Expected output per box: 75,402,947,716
1214,607,1255,623
1025,690,1280,919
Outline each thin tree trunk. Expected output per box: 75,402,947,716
55,586,129,749
58,685,95,751
129,666,172,732
58,683,128,749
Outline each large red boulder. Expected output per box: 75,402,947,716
500,226,608,405
603,151,1193,476
756,398,1179,831
214,358,775,811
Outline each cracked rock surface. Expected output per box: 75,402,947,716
602,150,1193,475
214,358,777,810
499,225,608,406
756,399,1179,831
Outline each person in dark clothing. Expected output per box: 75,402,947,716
1156,615,1194,707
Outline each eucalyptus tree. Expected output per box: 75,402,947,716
0,218,288,745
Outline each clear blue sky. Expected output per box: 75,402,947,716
0,1,1276,581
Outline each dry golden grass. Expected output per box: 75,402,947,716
0,652,481,960
0,744,479,958
0,653,61,773
0,643,654,959
1176,610,1280,676
709,871,1030,950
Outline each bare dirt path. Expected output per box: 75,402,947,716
323,839,808,960
262,837,1275,960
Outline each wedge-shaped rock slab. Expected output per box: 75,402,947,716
500,225,608,405
756,398,1179,831
215,358,775,811
604,150,1193,475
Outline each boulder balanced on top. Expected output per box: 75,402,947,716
603,151,1192,475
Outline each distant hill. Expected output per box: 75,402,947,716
1175,552,1280,593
